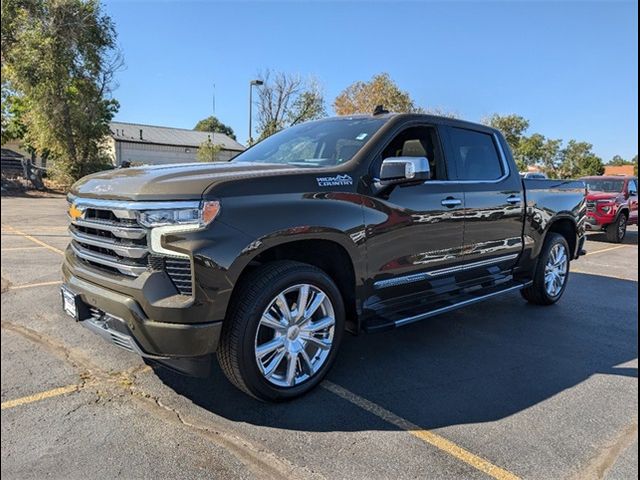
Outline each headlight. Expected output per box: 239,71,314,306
137,201,220,228
141,201,221,258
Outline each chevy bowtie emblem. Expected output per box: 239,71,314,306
68,204,84,220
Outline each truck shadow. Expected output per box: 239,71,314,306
154,271,637,432
587,228,638,245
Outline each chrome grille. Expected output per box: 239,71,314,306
586,200,596,213
69,205,149,277
68,198,194,296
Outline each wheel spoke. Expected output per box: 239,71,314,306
285,351,298,386
302,316,335,333
261,312,286,331
300,334,331,351
275,293,292,322
304,291,326,319
294,285,310,322
256,336,285,360
263,348,286,377
299,349,314,376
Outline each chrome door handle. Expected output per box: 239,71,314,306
506,195,522,205
441,198,462,208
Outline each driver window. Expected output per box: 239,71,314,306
380,126,446,180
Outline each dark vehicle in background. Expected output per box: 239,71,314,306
61,112,586,401
581,175,638,243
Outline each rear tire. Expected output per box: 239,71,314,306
605,214,627,243
217,261,345,401
521,233,570,306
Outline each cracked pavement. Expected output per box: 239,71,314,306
1,194,638,480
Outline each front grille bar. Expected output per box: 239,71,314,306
71,217,146,239
71,242,147,276
69,227,148,259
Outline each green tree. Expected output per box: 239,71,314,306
2,0,121,184
255,70,326,142
559,140,604,178
196,137,222,162
334,73,422,115
193,116,236,140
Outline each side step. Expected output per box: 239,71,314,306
364,280,532,332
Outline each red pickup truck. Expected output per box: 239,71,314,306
581,175,638,242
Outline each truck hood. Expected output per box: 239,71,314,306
585,191,621,202
70,162,297,201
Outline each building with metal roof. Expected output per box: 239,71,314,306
107,121,245,166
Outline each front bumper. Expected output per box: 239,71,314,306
585,213,614,230
62,268,222,358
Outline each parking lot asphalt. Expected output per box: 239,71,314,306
1,193,637,480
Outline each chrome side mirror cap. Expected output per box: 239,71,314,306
379,156,431,184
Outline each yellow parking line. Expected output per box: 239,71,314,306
322,381,520,480
9,280,63,290
1,246,47,252
2,225,64,256
1,384,78,410
584,245,630,256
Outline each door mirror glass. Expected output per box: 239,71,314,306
379,156,431,184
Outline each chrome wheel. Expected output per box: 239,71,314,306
544,243,568,297
254,284,335,388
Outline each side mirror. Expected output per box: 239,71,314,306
379,156,431,185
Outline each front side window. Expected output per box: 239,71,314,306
233,118,386,167
627,180,637,194
449,128,504,181
378,126,447,180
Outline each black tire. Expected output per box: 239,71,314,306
605,213,627,243
217,261,345,401
521,233,571,306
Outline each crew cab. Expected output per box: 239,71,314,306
581,175,638,243
61,113,586,401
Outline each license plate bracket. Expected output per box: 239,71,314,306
61,286,79,320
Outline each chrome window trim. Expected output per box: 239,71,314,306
67,194,201,211
373,253,520,289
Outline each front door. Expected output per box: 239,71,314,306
362,125,465,319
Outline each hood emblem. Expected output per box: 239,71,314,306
68,204,84,220
316,174,353,187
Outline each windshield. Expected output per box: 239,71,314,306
584,179,625,193
233,118,386,167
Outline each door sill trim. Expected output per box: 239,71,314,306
394,282,532,328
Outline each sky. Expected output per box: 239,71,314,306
104,0,638,161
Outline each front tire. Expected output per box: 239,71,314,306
606,214,627,243
217,261,345,401
521,233,570,305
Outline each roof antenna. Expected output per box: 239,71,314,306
373,105,389,115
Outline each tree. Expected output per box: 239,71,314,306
193,116,236,140
255,70,326,142
196,137,222,162
334,73,422,115
559,140,604,178
2,0,121,184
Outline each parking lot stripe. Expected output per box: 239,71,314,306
583,244,629,256
2,224,65,256
1,246,48,251
1,384,78,410
322,381,520,480
9,280,63,290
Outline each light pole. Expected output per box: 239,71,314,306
248,79,264,145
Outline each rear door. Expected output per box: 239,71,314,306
443,126,525,276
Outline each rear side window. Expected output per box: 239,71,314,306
449,128,504,181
